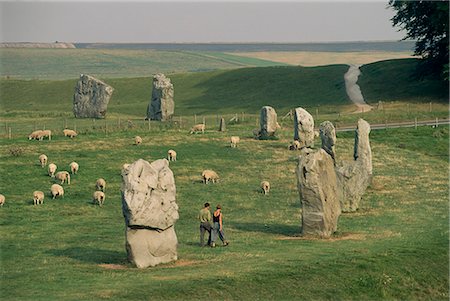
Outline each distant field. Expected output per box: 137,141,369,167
230,51,414,66
0,48,284,80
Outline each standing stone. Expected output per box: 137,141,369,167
335,118,372,212
219,117,226,132
294,107,315,148
121,158,178,268
147,74,174,121
73,74,114,119
296,148,341,238
259,106,278,138
320,121,336,162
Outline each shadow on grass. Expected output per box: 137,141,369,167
232,222,300,236
48,247,126,264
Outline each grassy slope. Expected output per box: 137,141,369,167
0,125,448,301
0,48,284,80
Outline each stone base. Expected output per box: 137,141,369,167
125,226,177,268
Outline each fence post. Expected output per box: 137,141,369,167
202,116,205,125
435,117,438,128
74,122,77,132
414,117,417,129
429,102,432,112
194,114,197,124
148,119,151,131
8,127,12,139
242,112,245,122
118,117,121,130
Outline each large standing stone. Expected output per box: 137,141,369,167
320,121,336,162
335,118,372,212
73,74,114,119
259,106,278,137
121,158,178,268
296,148,341,238
294,107,315,148
147,74,174,121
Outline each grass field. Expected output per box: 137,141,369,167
0,123,448,300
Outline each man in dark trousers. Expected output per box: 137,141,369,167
198,202,212,246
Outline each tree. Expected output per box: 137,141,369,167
389,0,449,80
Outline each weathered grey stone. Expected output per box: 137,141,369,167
335,118,372,212
259,106,278,137
296,148,341,238
73,74,114,119
320,121,336,162
219,117,226,132
147,74,174,121
121,158,178,268
294,107,315,148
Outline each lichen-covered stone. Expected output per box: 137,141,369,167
259,106,278,137
320,121,336,162
294,107,314,148
296,148,341,237
73,74,114,119
147,74,174,121
354,118,372,175
121,158,178,268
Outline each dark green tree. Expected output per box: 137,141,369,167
389,0,449,80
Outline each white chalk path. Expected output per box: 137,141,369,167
344,65,373,112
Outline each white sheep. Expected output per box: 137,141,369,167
28,130,43,140
50,184,64,199
134,136,142,145
39,154,48,168
167,149,177,161
63,129,78,138
190,123,205,134
55,171,71,185
230,136,240,148
33,190,44,205
122,163,130,170
0,194,5,206
69,162,79,174
96,178,106,192
202,170,219,184
288,140,301,151
93,191,106,206
48,163,57,177
261,181,270,195
37,130,52,141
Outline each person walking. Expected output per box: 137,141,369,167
211,204,229,248
198,202,212,247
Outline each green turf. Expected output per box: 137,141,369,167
0,124,448,301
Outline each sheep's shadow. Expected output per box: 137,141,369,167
232,222,300,236
48,247,126,265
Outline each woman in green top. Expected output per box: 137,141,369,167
211,204,229,247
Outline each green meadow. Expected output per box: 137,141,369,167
0,51,449,300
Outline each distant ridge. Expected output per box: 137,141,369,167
0,42,76,49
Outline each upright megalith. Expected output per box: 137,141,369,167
259,106,278,138
219,117,226,132
335,118,372,212
121,158,178,268
294,107,315,148
147,74,174,121
296,148,341,237
320,121,337,162
73,74,114,119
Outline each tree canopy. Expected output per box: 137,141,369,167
389,0,449,80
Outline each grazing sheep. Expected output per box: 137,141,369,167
63,129,78,138
37,130,52,141
33,191,44,205
261,181,270,195
96,178,106,191
50,184,64,199
230,136,240,148
202,170,219,184
93,191,106,206
55,171,71,185
134,136,142,145
288,140,301,151
39,154,48,167
28,130,43,140
190,123,205,134
167,149,177,161
69,162,79,174
0,194,5,206
48,163,57,177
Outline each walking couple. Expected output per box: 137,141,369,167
198,202,229,248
